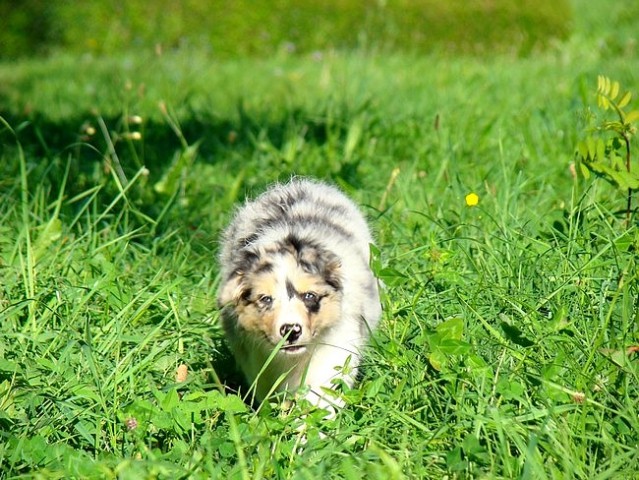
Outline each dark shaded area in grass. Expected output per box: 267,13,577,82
1,107,340,168
0,103,373,264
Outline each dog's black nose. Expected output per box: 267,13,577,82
280,323,302,342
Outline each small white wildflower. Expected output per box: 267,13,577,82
127,131,142,141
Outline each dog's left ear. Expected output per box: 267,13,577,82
322,254,343,291
322,256,342,290
218,271,245,307
298,247,342,291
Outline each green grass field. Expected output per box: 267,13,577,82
1,0,639,478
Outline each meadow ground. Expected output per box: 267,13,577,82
1,1,639,478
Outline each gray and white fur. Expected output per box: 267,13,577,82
218,178,381,410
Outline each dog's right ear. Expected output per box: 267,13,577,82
218,271,245,307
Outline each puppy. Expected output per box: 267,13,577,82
218,178,381,412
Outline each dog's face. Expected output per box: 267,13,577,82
219,244,343,356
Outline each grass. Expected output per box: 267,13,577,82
1,0,639,478
3,0,570,59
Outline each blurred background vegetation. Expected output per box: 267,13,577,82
0,0,573,59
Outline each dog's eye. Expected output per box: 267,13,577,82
301,292,320,311
258,295,273,306
302,292,317,302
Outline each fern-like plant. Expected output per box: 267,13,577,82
576,75,639,226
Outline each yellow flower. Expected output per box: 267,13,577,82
465,192,479,207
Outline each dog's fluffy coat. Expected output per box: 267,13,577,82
218,178,381,409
